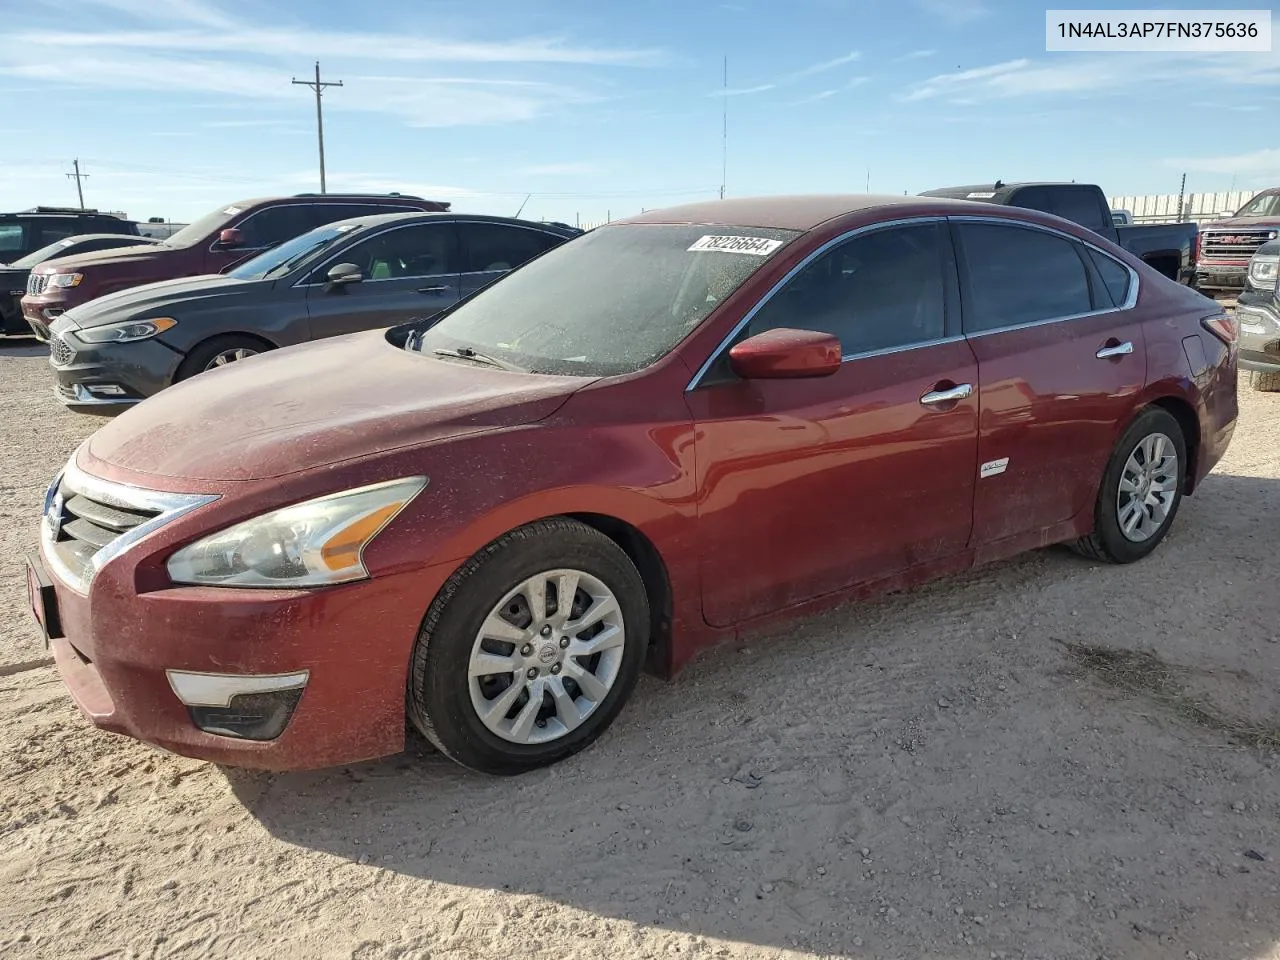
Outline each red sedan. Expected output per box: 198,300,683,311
28,195,1238,773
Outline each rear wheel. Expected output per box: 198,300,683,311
176,335,271,381
1249,370,1280,392
408,518,649,775
1070,407,1186,564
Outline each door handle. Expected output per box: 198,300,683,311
920,383,973,406
1096,340,1134,359
417,285,450,294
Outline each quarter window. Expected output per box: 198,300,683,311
459,223,562,274
1087,248,1132,307
957,222,1092,333
747,222,947,355
329,223,458,280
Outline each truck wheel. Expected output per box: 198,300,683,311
1249,370,1280,392
175,335,272,382
1070,408,1186,564
407,518,649,775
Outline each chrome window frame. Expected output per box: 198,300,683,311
292,219,567,288
948,215,1140,339
41,454,219,594
684,214,1142,392
685,217,958,391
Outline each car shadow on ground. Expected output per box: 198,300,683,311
227,471,1280,959
0,335,46,359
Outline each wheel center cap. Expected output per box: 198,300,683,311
537,644,558,665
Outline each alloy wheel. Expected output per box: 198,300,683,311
204,347,258,370
1115,432,1180,543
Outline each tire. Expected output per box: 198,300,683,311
1249,370,1280,393
175,334,271,382
1070,407,1187,564
408,518,650,775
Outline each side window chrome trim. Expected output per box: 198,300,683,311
684,216,949,392
947,216,1141,337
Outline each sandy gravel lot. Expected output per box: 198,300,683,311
1,335,1277,960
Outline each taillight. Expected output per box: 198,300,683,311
1201,312,1237,345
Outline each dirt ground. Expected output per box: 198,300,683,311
1,335,1277,960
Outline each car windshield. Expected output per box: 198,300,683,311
228,223,360,281
10,237,83,269
411,223,799,376
1235,193,1280,218
162,203,246,248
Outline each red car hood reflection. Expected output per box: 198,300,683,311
87,332,590,481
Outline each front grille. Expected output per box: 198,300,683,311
49,334,75,366
1200,230,1276,261
46,474,163,586
27,273,48,296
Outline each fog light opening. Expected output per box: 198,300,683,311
189,689,304,741
42,308,64,320
84,384,130,398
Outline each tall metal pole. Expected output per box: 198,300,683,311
720,56,727,200
66,159,88,208
1177,172,1186,220
292,62,343,193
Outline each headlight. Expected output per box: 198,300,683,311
166,477,427,588
1249,256,1279,288
74,317,177,344
47,273,83,289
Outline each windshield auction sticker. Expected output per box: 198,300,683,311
1046,10,1270,51
688,235,785,256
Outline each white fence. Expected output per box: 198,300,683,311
1107,190,1254,225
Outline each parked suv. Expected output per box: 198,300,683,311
1194,189,1280,293
21,193,449,338
46,213,578,410
1,207,139,264
1235,238,1280,391
2,234,162,335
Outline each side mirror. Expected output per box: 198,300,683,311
216,227,244,248
325,263,363,289
728,328,842,380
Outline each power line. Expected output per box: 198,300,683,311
292,61,343,194
66,159,89,208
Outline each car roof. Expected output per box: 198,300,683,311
59,233,160,243
616,194,1020,231
919,182,1098,201
314,211,581,234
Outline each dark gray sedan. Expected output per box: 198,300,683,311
45,212,579,411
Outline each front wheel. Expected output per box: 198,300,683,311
175,335,271,382
1070,407,1187,564
408,518,650,775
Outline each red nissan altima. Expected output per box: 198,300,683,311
28,195,1237,773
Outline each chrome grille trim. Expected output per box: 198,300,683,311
49,334,75,367
1201,229,1276,260
27,273,48,296
41,455,219,594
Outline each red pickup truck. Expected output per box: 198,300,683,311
22,192,449,338
1194,188,1280,293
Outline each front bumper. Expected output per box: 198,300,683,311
1237,305,1280,373
1195,264,1248,290
48,326,185,410
32,459,459,770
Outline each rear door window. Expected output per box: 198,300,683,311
956,222,1094,333
37,220,80,245
0,222,25,256
458,223,563,274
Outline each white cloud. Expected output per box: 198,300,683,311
915,0,988,25
897,49,937,61
1163,148,1280,178
904,59,1030,101
72,0,235,28
712,50,861,97
719,83,777,96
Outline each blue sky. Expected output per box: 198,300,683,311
1,0,1277,225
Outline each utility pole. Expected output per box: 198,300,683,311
720,56,727,200
66,159,88,208
292,62,343,193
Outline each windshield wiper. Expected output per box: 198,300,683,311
431,346,521,372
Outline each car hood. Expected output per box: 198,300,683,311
86,330,591,481
64,274,254,328
1201,217,1280,232
30,243,179,275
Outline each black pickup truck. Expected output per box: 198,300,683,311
919,182,1199,287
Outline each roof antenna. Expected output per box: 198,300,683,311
993,179,1004,189
513,193,532,218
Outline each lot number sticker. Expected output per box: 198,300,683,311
688,235,784,256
